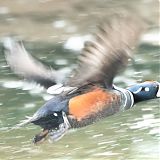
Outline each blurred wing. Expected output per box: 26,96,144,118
67,15,144,88
3,38,67,88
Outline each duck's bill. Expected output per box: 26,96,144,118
156,82,160,98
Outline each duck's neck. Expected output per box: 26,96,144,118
113,85,134,110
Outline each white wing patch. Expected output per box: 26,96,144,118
47,84,77,95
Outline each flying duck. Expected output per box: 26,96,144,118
3,15,160,144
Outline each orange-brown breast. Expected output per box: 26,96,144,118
69,88,117,121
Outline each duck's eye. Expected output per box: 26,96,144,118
144,87,150,92
141,87,149,92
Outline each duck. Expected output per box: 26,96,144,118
3,15,160,144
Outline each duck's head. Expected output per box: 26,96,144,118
127,81,160,103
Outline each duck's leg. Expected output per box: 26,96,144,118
49,111,71,142
33,129,49,144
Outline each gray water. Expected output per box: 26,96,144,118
0,0,160,160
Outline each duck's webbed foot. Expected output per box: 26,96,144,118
33,129,49,144
49,111,71,142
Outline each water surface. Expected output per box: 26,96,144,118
0,0,159,160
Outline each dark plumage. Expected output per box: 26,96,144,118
3,14,160,144
67,15,143,87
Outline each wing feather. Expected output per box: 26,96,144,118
67,15,144,88
3,38,69,88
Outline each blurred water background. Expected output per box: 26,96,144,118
0,0,159,160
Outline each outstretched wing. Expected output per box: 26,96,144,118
3,38,69,88
67,15,144,88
